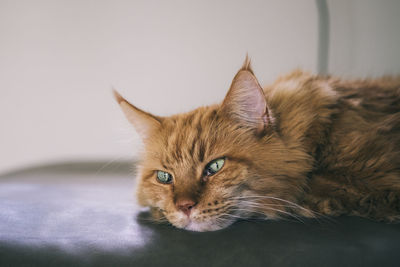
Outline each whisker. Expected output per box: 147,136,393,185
231,195,317,215
224,200,306,222
230,206,306,223
216,212,259,223
95,155,127,175
229,195,337,224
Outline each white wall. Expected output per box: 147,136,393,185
2,1,400,174
0,0,318,173
328,0,400,78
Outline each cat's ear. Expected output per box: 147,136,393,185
113,90,161,139
221,58,272,134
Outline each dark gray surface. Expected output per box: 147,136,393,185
1,161,400,267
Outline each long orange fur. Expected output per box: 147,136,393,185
114,57,400,231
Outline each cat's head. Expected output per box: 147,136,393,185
114,59,310,231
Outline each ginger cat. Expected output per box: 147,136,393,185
114,58,400,231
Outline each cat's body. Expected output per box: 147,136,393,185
264,71,400,222
115,59,400,231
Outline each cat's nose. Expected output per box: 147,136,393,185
176,198,197,216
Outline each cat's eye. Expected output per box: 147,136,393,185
157,170,173,184
204,158,225,176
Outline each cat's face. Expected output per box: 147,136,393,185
137,106,270,231
139,110,241,230
115,59,310,231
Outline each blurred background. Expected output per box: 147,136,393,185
1,0,399,174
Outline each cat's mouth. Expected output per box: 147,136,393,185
165,205,238,232
183,217,237,232
175,213,235,232
166,211,218,232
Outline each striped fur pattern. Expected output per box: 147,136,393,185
115,58,400,231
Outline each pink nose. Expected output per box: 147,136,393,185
176,199,196,216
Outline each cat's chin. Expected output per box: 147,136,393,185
174,218,235,232
183,221,226,232
166,210,237,232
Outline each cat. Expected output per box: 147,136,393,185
114,57,400,232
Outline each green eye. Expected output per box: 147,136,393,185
157,171,173,184
204,158,225,176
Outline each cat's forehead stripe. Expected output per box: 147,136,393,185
162,107,219,165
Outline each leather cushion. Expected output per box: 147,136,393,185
1,162,400,266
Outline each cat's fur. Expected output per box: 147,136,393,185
114,58,400,231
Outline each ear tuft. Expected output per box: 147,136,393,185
221,59,272,134
240,54,254,74
113,89,125,104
